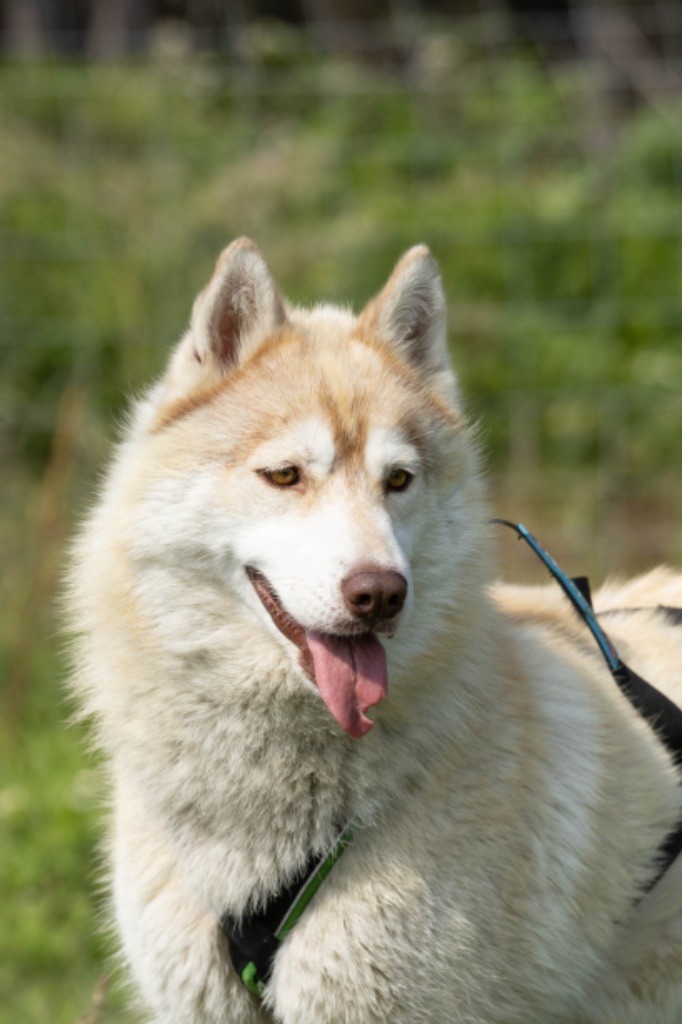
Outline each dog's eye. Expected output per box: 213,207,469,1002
386,468,413,493
259,466,300,488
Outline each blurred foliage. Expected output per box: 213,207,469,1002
2,56,682,467
1,40,681,1021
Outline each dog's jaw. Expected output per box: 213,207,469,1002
246,566,388,738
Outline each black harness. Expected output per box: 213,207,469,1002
222,521,682,997
221,825,354,997
494,520,682,893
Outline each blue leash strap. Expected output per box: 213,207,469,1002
492,519,620,671
493,519,682,768
494,518,682,888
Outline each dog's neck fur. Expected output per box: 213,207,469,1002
76,383,498,922
99,523,497,918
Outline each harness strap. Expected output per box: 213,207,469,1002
494,519,682,888
221,823,354,997
224,522,682,999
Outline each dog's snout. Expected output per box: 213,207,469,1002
341,567,408,622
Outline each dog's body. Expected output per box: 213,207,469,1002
68,239,682,1024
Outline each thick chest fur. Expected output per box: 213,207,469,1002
111,630,681,1024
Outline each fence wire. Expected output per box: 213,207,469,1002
1,1,681,581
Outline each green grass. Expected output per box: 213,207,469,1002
2,43,682,1020
1,660,134,1021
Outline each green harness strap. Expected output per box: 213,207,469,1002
222,823,355,997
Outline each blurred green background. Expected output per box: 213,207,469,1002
1,3,681,1021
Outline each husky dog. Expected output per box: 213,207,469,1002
68,238,682,1024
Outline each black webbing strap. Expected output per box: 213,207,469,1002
495,519,682,888
612,662,682,767
221,824,354,997
221,863,310,995
664,607,682,627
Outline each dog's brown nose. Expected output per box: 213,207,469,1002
341,568,408,622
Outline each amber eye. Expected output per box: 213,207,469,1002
386,468,413,492
260,466,301,488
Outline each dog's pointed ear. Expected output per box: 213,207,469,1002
358,245,455,395
192,237,286,369
161,238,286,404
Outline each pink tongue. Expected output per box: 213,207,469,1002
306,632,388,738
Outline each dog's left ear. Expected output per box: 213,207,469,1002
160,238,287,406
359,245,456,397
191,237,286,369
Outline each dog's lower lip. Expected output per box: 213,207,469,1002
245,566,308,654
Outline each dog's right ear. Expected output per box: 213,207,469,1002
160,238,286,405
357,245,458,404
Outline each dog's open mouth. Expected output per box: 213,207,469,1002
246,567,388,739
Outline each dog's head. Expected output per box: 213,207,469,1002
108,239,489,737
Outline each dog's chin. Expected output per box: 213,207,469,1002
245,567,393,739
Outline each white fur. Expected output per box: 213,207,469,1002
248,417,337,479
364,426,421,483
231,486,412,637
68,242,682,1024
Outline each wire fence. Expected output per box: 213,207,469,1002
1,1,681,586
